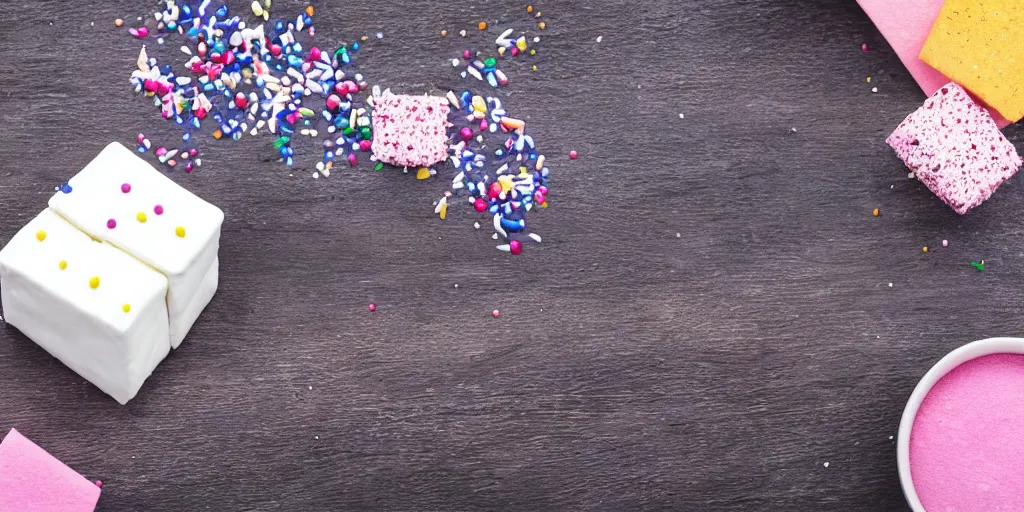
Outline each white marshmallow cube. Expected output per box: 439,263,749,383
48,142,223,347
0,209,171,404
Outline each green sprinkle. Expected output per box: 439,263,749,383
272,136,291,149
298,107,316,118
343,126,355,136
374,162,384,171
970,261,985,271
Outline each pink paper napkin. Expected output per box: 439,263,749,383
0,429,101,512
858,0,1012,128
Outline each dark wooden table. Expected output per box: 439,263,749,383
1,1,1021,510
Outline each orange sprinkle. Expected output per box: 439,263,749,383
872,208,879,216
478,21,487,30
115,18,124,27
441,29,448,37
527,5,533,13
538,21,546,30
305,5,315,16
213,129,223,140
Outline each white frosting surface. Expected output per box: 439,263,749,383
48,142,223,347
0,209,170,404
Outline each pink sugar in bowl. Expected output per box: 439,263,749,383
898,337,1024,511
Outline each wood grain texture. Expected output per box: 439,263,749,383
0,0,1021,510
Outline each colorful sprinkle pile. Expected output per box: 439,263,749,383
125,0,373,175
119,1,560,254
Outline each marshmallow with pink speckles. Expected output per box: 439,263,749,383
887,82,1022,215
371,92,451,168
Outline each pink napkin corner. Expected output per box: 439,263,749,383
858,0,1011,128
0,428,101,512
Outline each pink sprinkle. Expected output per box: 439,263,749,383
460,127,473,140
121,183,131,193
95,481,103,488
509,240,523,255
861,43,869,52
492,309,500,318
463,50,472,59
569,150,578,160
106,219,117,229
358,140,372,152
942,240,949,247
154,205,164,215
348,153,357,166
136,134,146,144
368,303,376,312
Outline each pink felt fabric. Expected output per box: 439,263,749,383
858,0,1011,128
910,354,1024,511
887,83,1021,214
0,429,101,512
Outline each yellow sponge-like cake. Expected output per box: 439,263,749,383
919,0,1024,123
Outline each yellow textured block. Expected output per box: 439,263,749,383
920,0,1024,122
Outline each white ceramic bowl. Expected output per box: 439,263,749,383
897,337,1024,511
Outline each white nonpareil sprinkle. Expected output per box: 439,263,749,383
675,232,681,238
679,113,685,119
908,172,915,179
942,240,948,247
376,32,384,38
596,36,603,42
871,87,878,93
888,283,893,287
823,462,830,468
308,385,312,390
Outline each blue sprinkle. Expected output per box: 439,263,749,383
182,133,191,141
215,5,228,17
352,42,360,51
61,184,73,194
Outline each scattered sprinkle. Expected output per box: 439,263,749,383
136,212,148,223
35,230,47,242
368,303,376,312
569,150,578,160
823,462,830,468
123,304,132,313
596,36,603,43
872,208,879,216
492,309,500,318
115,18,124,27
970,260,985,271
861,43,869,52
175,226,186,238
922,246,928,253
59,260,67,271
478,21,488,30
107,219,117,229
942,239,948,247
154,205,164,215
89,276,101,289
871,87,878,93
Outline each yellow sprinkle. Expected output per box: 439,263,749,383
872,208,879,217
416,167,431,180
441,29,448,37
498,175,514,193
516,39,528,51
59,260,67,270
530,49,536,55
538,21,546,30
532,65,538,72
175,226,186,238
498,46,506,55
923,246,929,253
361,35,368,41
527,5,533,13
89,276,100,289
541,201,549,208
439,201,448,220
123,304,131,313
305,5,314,16
137,212,148,223
478,21,487,30
35,230,47,242
866,76,872,83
